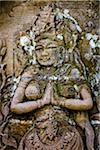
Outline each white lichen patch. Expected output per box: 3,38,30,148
94,41,99,48
19,30,36,57
29,30,35,39
20,36,30,47
75,24,82,33
74,84,79,92
91,120,100,125
86,33,99,49
11,76,21,96
86,33,92,40
57,34,63,40
54,8,82,33
63,9,69,15
89,39,96,49
54,8,63,20
29,55,37,65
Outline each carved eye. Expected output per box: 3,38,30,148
35,44,43,50
47,46,57,49
68,87,75,93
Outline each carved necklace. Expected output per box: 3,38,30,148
21,64,84,82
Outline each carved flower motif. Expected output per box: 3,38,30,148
71,68,80,79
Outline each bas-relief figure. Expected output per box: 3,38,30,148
0,39,7,95
10,5,95,150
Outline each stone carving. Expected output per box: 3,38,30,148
79,34,100,150
90,56,100,150
0,39,18,150
0,39,7,95
10,5,98,150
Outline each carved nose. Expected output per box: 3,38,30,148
47,82,53,91
41,51,49,56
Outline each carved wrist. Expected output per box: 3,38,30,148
37,99,44,108
58,100,65,107
52,100,59,106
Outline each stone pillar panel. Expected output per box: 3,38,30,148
0,1,99,150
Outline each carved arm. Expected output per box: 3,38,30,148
53,85,93,111
11,73,52,114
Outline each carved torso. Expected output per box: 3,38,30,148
17,67,86,150
18,106,83,150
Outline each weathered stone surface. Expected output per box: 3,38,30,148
0,1,99,150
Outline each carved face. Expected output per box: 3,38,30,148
35,39,57,66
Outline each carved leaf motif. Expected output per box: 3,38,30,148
0,47,7,56
0,103,3,122
2,134,17,148
1,102,10,118
0,111,3,122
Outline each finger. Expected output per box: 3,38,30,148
45,82,53,94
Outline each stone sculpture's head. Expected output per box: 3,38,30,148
35,33,56,66
31,5,67,67
35,30,64,66
19,5,84,77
